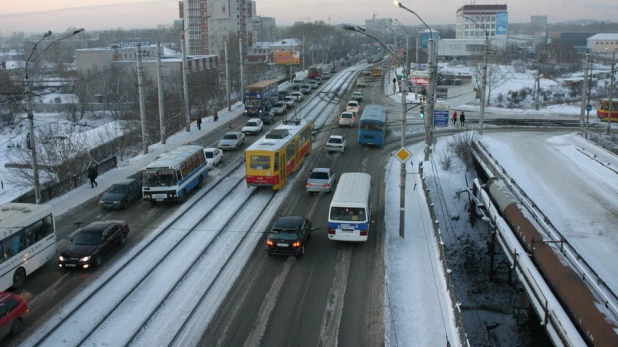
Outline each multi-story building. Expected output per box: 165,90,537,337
179,0,253,58
365,18,392,34
252,16,277,44
455,4,508,39
586,33,618,54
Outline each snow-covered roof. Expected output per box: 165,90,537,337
587,33,618,41
255,42,270,50
246,119,311,152
270,39,300,48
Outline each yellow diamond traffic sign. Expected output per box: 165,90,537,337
395,147,411,163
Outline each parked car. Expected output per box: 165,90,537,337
306,168,337,194
291,91,304,102
325,135,346,153
309,80,319,89
283,95,296,108
98,179,142,209
346,100,360,114
338,111,357,127
218,131,246,150
241,118,264,135
300,84,312,94
260,110,275,124
203,147,223,169
58,220,130,269
271,101,288,115
0,292,28,340
265,216,312,257
352,91,363,102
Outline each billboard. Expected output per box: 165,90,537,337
496,12,508,35
274,51,300,65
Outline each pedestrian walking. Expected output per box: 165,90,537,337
196,116,202,130
460,111,466,127
213,110,219,122
87,165,98,188
452,111,458,125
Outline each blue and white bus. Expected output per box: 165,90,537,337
142,145,208,204
358,104,387,146
327,172,372,242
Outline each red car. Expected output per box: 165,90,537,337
0,292,28,340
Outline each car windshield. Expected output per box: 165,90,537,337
274,102,284,107
269,229,299,241
73,231,102,245
310,171,329,180
204,152,214,159
341,114,353,119
328,138,342,144
330,207,367,222
348,103,357,107
246,121,258,126
108,184,128,194
223,134,238,140
143,169,177,187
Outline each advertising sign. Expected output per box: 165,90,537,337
274,51,300,65
433,109,449,127
496,12,508,35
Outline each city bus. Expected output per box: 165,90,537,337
358,104,387,146
245,118,313,190
596,98,618,122
142,144,208,204
0,203,56,291
327,173,372,242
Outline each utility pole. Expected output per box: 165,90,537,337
587,57,593,129
25,78,41,203
580,54,589,132
479,32,488,134
239,37,245,110
399,36,410,238
424,38,436,161
181,38,191,132
302,35,305,71
535,60,541,111
136,44,148,154
156,42,166,144
415,36,419,65
225,39,231,111
607,50,615,134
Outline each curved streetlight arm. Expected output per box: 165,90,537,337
342,24,404,67
25,31,52,78
28,29,85,71
392,18,410,36
394,1,433,38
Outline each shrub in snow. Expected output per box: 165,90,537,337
448,131,480,168
438,149,453,171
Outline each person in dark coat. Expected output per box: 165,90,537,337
196,116,202,130
213,110,219,122
87,165,98,188
460,111,466,127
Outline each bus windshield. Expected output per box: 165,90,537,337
360,122,384,131
245,99,262,107
143,169,177,187
329,207,367,222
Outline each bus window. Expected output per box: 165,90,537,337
3,232,26,259
329,207,367,221
250,155,271,170
244,99,262,107
360,122,384,131
143,169,177,187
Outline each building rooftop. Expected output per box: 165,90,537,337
457,4,507,13
587,33,618,41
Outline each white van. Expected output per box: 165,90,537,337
327,172,372,242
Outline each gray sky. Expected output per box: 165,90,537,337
1,0,617,34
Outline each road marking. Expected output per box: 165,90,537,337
243,257,294,347
317,246,352,347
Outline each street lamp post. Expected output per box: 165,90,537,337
343,24,409,238
394,1,436,161
607,50,615,134
25,28,84,204
180,22,191,132
461,15,489,134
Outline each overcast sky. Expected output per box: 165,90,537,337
1,0,617,35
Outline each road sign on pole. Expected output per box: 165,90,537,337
395,147,411,163
586,104,592,112
433,109,449,127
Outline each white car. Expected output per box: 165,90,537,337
352,91,363,102
338,111,356,127
346,100,360,114
241,118,264,135
203,148,223,169
325,135,346,153
291,91,304,102
271,101,288,115
218,131,246,151
283,95,296,108
309,80,319,89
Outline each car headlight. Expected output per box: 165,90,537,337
59,255,65,261
80,256,91,262
113,200,121,204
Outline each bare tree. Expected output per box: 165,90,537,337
0,70,22,126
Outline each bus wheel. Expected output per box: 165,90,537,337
12,268,26,288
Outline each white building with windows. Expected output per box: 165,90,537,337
586,33,618,54
455,4,508,39
365,18,392,33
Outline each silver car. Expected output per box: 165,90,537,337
306,168,336,194
218,131,246,151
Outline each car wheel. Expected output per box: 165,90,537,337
10,318,22,335
296,245,305,258
119,233,127,246
150,200,157,205
94,254,102,267
122,200,128,209
12,268,26,288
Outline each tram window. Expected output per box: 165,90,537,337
250,155,271,170
286,143,295,160
274,154,279,171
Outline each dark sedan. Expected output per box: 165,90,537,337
99,179,142,209
59,220,130,269
266,216,312,257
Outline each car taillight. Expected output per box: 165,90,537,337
292,241,301,247
323,184,330,188
306,183,312,187
266,240,274,246
360,229,368,236
328,228,335,235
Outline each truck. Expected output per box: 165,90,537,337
357,77,367,88
244,79,279,117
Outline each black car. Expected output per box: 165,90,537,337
59,220,130,269
266,216,312,257
99,179,142,209
260,110,275,124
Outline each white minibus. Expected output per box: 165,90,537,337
327,172,372,242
